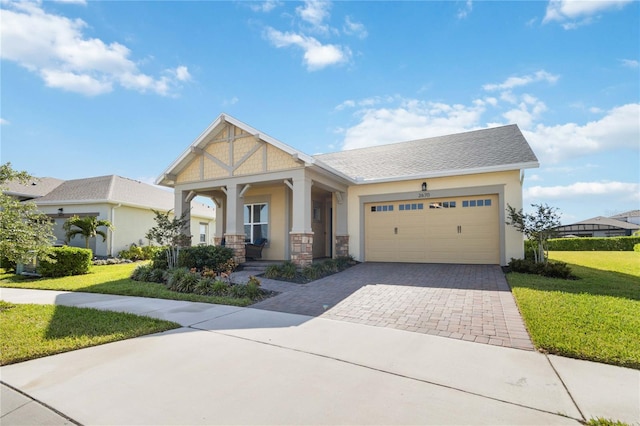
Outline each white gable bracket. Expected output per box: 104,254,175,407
185,191,197,203
284,179,294,190
239,184,251,198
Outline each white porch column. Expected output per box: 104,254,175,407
291,176,313,234
174,190,192,245
213,197,225,246
290,175,313,267
224,184,246,263
334,191,349,257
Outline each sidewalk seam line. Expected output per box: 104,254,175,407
545,355,586,422
1,381,82,426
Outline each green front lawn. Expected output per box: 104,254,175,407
507,251,640,369
0,263,253,306
0,300,179,365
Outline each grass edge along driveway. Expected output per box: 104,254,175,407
507,251,640,370
0,300,179,365
0,262,253,307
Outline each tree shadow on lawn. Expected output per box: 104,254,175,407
508,263,640,302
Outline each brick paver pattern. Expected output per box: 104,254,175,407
240,263,534,351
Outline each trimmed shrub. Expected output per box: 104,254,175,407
176,272,200,293
131,264,153,281
37,246,92,277
211,279,229,296
508,258,575,279
1,256,16,272
194,277,216,295
545,236,640,251
634,244,640,253
152,245,234,271
178,245,234,270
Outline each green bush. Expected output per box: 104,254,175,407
1,256,16,272
544,236,640,251
165,267,190,291
131,264,153,281
634,244,640,253
211,279,230,296
508,258,575,279
37,247,92,278
119,244,164,261
193,277,216,295
178,245,234,270
152,245,234,271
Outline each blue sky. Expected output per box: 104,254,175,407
1,0,638,223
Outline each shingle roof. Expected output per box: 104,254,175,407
34,175,214,218
313,124,538,182
4,177,65,200
610,210,640,219
570,216,640,230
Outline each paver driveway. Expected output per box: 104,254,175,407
246,263,534,350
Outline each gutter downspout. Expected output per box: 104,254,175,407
109,204,122,256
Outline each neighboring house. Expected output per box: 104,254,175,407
157,114,539,267
610,210,640,226
5,175,215,257
553,215,640,238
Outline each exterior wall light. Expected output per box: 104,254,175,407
421,182,427,192
58,208,64,216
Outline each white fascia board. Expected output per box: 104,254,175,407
356,162,540,185
310,159,357,185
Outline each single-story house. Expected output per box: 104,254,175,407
5,175,215,257
553,215,640,238
156,114,539,266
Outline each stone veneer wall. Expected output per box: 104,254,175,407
335,235,349,257
213,237,223,246
290,232,314,267
224,234,246,264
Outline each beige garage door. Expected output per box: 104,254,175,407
365,195,499,264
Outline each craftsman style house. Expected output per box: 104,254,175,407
157,114,539,267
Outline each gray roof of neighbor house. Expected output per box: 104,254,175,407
4,177,65,200
314,124,539,182
610,210,640,219
557,216,640,231
34,175,214,218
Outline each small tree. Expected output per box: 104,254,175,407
63,215,114,252
0,163,55,266
506,203,561,263
145,209,191,269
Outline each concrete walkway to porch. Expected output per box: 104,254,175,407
233,262,534,351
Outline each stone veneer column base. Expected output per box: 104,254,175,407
290,232,314,268
224,234,246,264
213,237,223,246
335,235,349,257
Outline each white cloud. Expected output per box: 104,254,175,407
457,0,473,19
296,0,331,32
224,96,239,106
0,1,189,96
52,0,87,4
502,94,547,128
265,27,350,71
526,181,640,199
341,98,486,150
524,103,640,163
343,16,367,39
621,59,639,69
0,118,10,125
248,1,282,13
543,0,632,29
483,70,559,91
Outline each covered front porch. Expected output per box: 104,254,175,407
157,114,350,267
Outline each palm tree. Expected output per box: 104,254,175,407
63,215,114,252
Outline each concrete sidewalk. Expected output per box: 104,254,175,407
1,288,638,425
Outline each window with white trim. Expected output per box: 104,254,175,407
199,223,208,244
244,203,268,243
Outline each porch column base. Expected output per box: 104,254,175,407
290,232,313,268
213,237,224,246
225,234,246,264
335,235,349,257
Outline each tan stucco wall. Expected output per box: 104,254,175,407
243,185,287,261
345,170,524,264
38,203,214,258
